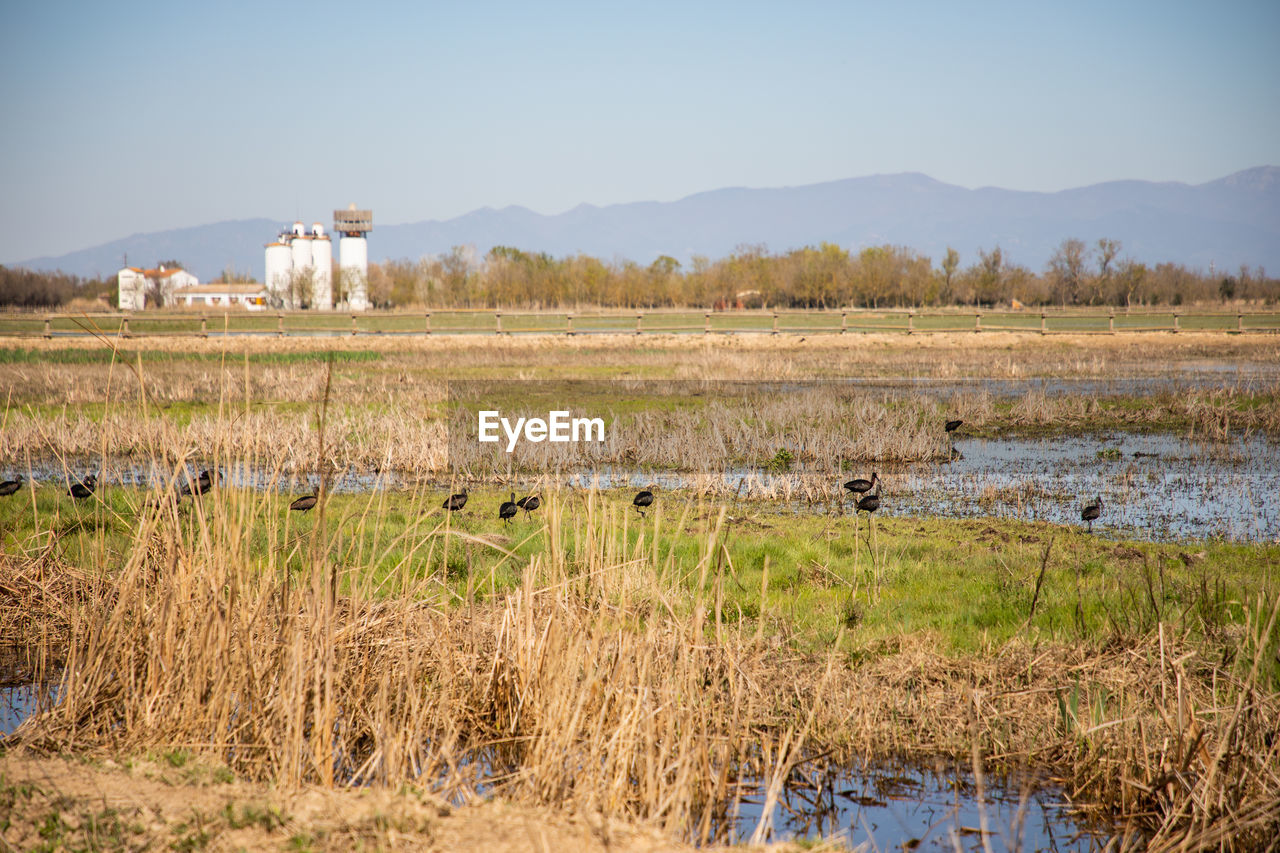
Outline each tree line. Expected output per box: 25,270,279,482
367,240,1277,310
0,266,114,308
4,239,1277,309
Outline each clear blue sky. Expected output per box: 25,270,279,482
2,0,1277,263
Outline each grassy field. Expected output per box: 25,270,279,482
2,306,1280,339
2,332,1279,850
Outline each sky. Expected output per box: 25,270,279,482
2,0,1278,263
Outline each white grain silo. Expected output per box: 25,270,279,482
290,232,314,309
310,223,332,310
334,205,372,311
264,236,293,307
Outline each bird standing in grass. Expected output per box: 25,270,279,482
443,488,468,512
499,493,518,525
69,474,97,500
179,469,216,498
0,476,22,497
945,419,963,433
289,494,318,512
633,487,655,517
1081,496,1103,533
516,494,541,519
856,490,880,517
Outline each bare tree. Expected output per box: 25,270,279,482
1047,238,1089,306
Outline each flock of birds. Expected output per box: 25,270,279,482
0,419,1106,533
839,419,1104,532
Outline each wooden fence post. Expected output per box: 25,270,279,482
705,312,711,335
277,313,285,337
495,311,502,335
122,316,131,338
351,314,359,336
44,316,52,339
425,312,431,335
1237,311,1243,333
841,311,848,334
636,312,643,335
200,315,208,338
1040,313,1047,335
1108,310,1115,335
566,314,574,336
974,312,982,333
1172,312,1180,334
772,311,778,336
907,312,915,335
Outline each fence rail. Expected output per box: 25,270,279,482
1,308,1277,339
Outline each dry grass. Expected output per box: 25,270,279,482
3,485,1278,848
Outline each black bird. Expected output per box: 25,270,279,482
1081,496,1103,533
633,487,655,517
516,494,541,519
289,494,318,512
856,491,881,516
0,476,22,497
179,469,216,498
499,492,518,525
843,471,877,498
443,488,468,512
945,419,964,433
68,474,97,500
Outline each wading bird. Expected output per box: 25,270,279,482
633,487,655,517
517,494,541,519
1081,496,1103,533
443,489,468,512
0,476,22,497
289,494,318,512
945,419,963,433
179,469,216,498
68,474,97,500
499,493,518,525
856,489,881,517
843,471,877,498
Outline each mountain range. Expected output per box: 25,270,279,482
11,167,1279,282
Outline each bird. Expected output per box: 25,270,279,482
945,419,963,433
289,494,318,512
0,476,22,497
843,471,877,498
179,469,216,498
1081,496,1103,533
856,490,881,516
499,493,518,525
516,494,541,518
633,487,655,517
443,488,468,512
68,474,97,500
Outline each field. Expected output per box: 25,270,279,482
2,331,1279,851
2,305,1280,340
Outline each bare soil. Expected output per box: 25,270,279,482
0,749,808,852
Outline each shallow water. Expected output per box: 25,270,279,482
733,759,1105,849
11,430,1279,543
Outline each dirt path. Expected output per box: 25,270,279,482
0,749,802,852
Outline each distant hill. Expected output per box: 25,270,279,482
11,168,1279,281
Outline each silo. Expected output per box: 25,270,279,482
334,206,372,311
339,235,369,310
264,240,293,307
290,235,314,308
311,225,333,310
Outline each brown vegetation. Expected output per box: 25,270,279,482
363,242,1280,309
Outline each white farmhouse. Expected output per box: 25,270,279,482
117,265,199,310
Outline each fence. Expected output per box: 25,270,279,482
1,308,1278,339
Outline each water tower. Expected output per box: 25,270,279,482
334,204,372,311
